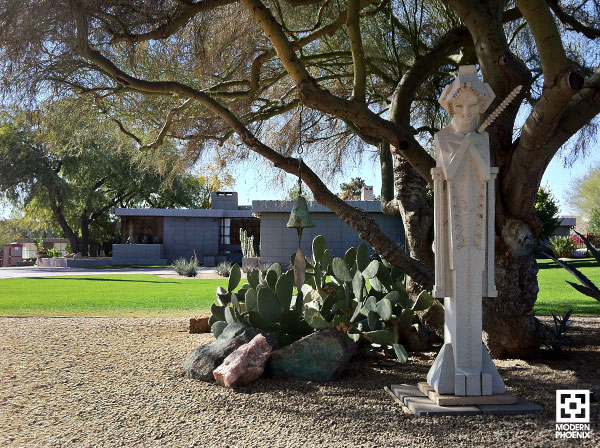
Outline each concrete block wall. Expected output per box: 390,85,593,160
112,244,167,265
259,212,405,266
162,217,220,263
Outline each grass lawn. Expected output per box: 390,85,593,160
1,258,599,317
536,258,600,316
0,275,228,317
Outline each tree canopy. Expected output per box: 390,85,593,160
568,164,600,232
1,0,599,356
0,99,231,253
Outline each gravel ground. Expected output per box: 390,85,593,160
1,316,598,448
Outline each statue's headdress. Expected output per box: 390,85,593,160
439,65,495,115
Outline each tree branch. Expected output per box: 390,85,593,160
347,0,366,102
72,9,434,287
548,0,600,39
239,0,435,181
139,99,192,151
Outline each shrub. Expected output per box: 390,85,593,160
548,236,576,258
172,257,198,277
216,261,233,277
544,310,572,355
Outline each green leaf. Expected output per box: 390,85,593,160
412,290,434,311
369,276,388,293
312,235,327,263
352,270,364,302
393,343,408,363
321,294,338,317
257,287,282,321
382,291,400,305
210,303,226,321
275,271,294,310
268,263,282,278
381,259,392,268
367,310,379,330
376,263,393,288
208,314,221,327
356,242,370,271
321,249,333,269
211,321,228,338
361,296,377,315
392,283,411,308
280,311,313,335
247,269,259,288
331,257,353,282
227,263,241,291
266,269,278,289
363,330,395,346
225,306,236,324
248,311,279,332
231,293,240,311
344,247,357,269
304,308,333,329
362,260,380,279
376,298,393,321
245,288,257,311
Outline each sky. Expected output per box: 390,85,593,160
1,142,597,220
231,144,599,216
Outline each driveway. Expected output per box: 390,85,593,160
0,266,218,279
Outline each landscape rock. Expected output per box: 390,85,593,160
269,329,356,382
184,323,261,381
213,334,273,388
72,252,83,259
189,317,210,334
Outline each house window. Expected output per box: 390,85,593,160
220,218,260,247
121,216,164,243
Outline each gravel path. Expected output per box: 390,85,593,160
1,317,598,447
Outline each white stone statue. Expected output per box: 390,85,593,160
427,66,506,396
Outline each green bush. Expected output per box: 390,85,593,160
172,257,198,277
548,236,576,258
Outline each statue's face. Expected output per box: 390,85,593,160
451,88,480,133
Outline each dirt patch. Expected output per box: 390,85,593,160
0,316,598,447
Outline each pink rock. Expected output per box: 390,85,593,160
213,334,273,388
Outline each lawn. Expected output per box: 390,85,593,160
0,275,228,317
535,258,600,316
1,258,599,317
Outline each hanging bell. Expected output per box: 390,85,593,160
286,195,315,230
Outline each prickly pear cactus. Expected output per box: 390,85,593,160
209,236,434,362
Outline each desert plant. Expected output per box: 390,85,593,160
547,236,577,258
209,235,434,362
544,309,573,354
172,257,199,277
548,230,600,302
240,229,256,258
46,248,62,258
216,261,233,277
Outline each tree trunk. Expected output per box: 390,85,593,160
80,217,90,256
49,201,81,254
483,218,544,358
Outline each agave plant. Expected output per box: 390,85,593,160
547,230,600,302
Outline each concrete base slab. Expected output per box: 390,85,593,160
418,382,518,406
478,396,544,415
389,384,544,417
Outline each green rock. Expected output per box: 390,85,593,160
269,329,356,381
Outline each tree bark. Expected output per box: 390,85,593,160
483,224,543,358
49,200,80,254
